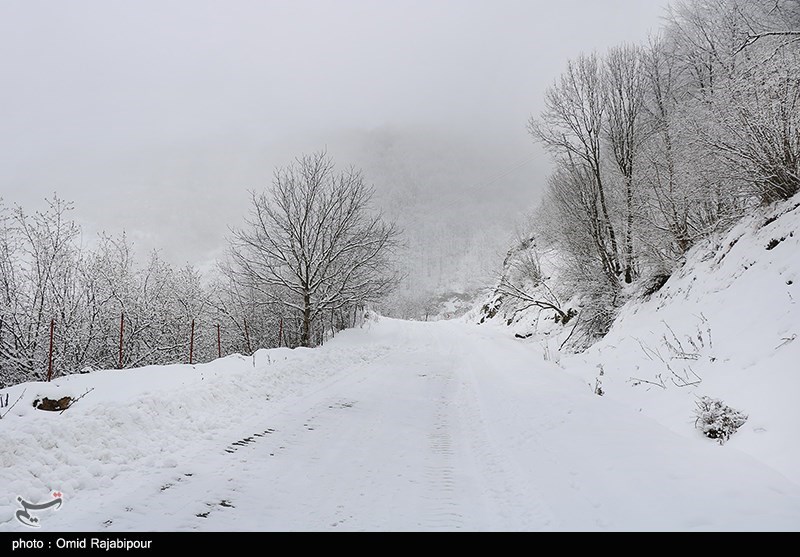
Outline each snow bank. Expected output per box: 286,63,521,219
0,325,393,528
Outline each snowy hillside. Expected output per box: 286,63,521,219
483,194,800,486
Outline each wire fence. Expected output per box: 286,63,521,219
0,306,365,389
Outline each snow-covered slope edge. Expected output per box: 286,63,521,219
559,195,800,483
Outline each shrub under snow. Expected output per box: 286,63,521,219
693,397,748,445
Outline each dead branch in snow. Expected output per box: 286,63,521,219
0,388,26,419
59,388,95,415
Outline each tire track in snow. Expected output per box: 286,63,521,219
416,326,488,531
422,323,558,531
421,374,464,530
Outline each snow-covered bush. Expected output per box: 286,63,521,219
693,397,748,445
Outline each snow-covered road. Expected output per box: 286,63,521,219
4,318,800,531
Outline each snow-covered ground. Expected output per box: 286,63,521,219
2,198,799,532
2,312,800,531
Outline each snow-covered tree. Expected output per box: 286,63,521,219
529,53,623,287
227,151,401,347
604,43,646,284
515,0,800,348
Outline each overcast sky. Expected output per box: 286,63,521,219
0,0,669,267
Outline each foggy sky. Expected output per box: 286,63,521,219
0,0,668,267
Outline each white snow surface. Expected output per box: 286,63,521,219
2,198,800,532
2,310,800,531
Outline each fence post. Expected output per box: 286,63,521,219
217,324,221,359
47,318,55,382
189,319,195,365
118,312,125,369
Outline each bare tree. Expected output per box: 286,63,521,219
0,197,81,385
733,0,800,54
0,194,271,387
494,235,572,325
605,44,647,283
665,0,743,98
704,52,800,203
641,34,697,255
668,0,800,204
540,159,622,290
529,53,622,284
227,152,401,347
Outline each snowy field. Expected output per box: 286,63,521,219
2,314,800,532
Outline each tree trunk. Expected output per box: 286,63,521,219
301,293,312,347
663,125,691,253
593,164,622,277
624,175,635,284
